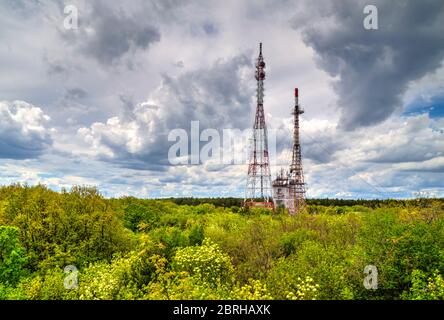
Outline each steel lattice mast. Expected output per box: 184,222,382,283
289,88,306,212
244,43,273,207
272,88,306,215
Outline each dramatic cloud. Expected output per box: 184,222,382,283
0,101,53,159
76,53,253,169
297,113,444,198
0,1,443,198
60,1,161,66
298,113,444,165
293,0,444,129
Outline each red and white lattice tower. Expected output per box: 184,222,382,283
272,88,306,214
244,43,273,209
289,88,306,213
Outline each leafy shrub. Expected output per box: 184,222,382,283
188,224,205,246
20,269,72,300
173,239,234,286
285,276,319,300
279,229,317,256
124,204,160,232
231,279,272,300
267,241,355,300
0,284,27,300
0,186,133,270
0,226,28,286
404,270,444,300
1,184,443,300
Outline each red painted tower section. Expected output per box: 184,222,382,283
289,87,306,213
272,88,306,214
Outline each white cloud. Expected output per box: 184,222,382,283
74,53,254,170
0,100,53,159
1,1,443,199
296,113,444,198
397,156,444,172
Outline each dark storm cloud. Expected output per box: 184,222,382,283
293,0,444,130
62,1,161,65
159,53,253,130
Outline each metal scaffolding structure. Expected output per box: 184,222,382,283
244,43,273,209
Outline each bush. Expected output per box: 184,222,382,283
279,229,317,256
0,226,28,286
267,241,356,300
173,239,234,286
20,269,72,300
0,284,27,300
0,186,133,270
231,279,272,300
188,224,205,246
124,204,160,232
1,184,443,300
404,270,444,300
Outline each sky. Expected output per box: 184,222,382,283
0,0,444,199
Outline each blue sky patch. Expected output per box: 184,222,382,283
404,95,444,118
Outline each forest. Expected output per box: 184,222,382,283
0,184,443,300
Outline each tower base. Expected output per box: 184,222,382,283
244,201,274,209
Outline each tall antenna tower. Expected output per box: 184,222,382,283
272,88,306,214
289,88,306,212
244,43,273,208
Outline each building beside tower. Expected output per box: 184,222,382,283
244,43,306,214
272,88,306,215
